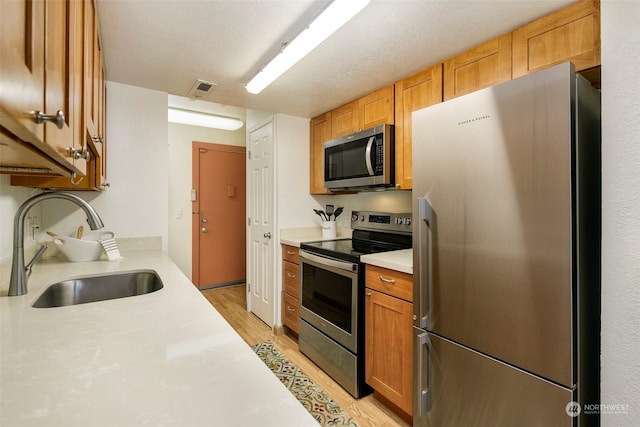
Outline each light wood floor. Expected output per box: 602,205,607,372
201,284,410,427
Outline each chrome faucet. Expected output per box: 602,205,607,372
9,192,104,296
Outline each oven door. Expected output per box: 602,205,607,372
299,250,359,353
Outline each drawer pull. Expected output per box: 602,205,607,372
287,306,296,312
287,273,296,278
287,250,295,255
379,275,396,284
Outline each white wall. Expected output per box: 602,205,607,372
168,122,246,279
600,1,640,424
39,82,169,252
0,178,42,262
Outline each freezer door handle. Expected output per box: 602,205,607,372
417,197,433,328
415,330,432,416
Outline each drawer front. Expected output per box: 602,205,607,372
283,260,299,298
282,292,299,334
282,244,299,264
365,264,413,302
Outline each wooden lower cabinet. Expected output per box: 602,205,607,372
281,245,300,334
365,265,413,418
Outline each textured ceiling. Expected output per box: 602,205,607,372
97,0,574,119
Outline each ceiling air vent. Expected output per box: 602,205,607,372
188,79,218,99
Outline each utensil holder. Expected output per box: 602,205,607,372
321,221,336,239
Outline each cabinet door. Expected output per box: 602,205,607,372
282,292,300,334
443,33,512,100
394,64,443,190
283,260,299,299
309,112,332,194
331,101,358,139
365,288,413,416
44,0,77,169
357,84,394,130
0,0,45,143
512,0,600,79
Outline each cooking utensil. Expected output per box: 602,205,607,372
313,209,328,221
333,207,344,220
325,204,334,220
76,225,84,239
46,231,58,238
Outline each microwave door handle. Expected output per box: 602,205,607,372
365,136,375,176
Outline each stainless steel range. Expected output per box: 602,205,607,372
298,211,412,398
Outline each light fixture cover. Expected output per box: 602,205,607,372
246,0,370,94
168,107,244,131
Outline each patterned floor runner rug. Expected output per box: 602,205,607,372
252,341,359,426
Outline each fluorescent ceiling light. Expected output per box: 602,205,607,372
168,107,244,131
245,0,370,94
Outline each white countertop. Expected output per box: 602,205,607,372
0,250,317,427
361,249,413,274
279,226,351,247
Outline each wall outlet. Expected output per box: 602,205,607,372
175,209,183,219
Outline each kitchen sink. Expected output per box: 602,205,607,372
32,270,163,308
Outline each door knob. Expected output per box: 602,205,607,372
201,227,208,233
263,232,272,239
201,218,208,223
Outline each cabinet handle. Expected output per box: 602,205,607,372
287,273,296,278
379,275,396,284
33,110,65,129
287,250,295,255
287,306,296,312
68,146,90,161
366,292,371,296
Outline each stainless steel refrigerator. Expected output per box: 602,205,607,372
412,62,601,427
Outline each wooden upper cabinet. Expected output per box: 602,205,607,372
331,85,394,139
394,64,443,190
513,0,600,79
10,0,108,190
0,0,45,145
310,112,332,195
0,0,85,176
443,33,512,101
331,101,358,139
357,85,394,130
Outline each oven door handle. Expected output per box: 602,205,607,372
299,250,358,273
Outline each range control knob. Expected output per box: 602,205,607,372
403,218,412,226
358,215,365,221
395,217,403,225
351,214,359,221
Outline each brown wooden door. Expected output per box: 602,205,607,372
192,142,246,289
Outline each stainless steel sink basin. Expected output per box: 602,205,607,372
32,270,163,308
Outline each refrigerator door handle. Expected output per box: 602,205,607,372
416,330,432,416
417,197,433,328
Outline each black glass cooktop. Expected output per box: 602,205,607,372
300,230,411,263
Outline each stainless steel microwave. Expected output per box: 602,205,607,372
324,124,394,191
